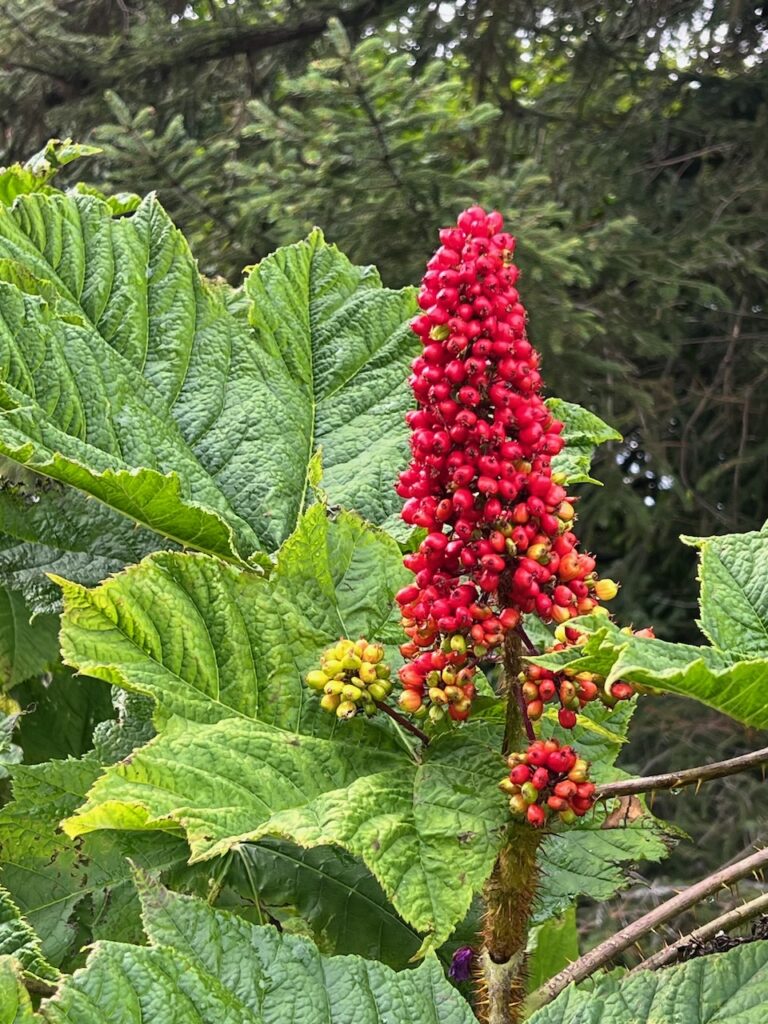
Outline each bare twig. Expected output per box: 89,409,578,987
630,891,768,973
596,746,768,799
528,845,768,1010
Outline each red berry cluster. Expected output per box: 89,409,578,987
522,624,656,728
500,739,596,827
395,206,615,720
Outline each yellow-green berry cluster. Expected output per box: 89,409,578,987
305,638,393,719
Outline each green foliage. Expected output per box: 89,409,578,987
0,193,418,577
0,586,57,691
527,908,578,993
0,69,761,1015
11,668,114,763
0,956,34,1024
57,506,408,737
532,528,768,729
528,942,768,1023
228,839,424,967
0,887,58,984
17,880,476,1024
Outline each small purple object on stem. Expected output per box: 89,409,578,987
449,945,474,981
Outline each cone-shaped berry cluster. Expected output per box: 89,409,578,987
500,739,596,827
395,206,616,720
306,639,392,719
522,623,655,728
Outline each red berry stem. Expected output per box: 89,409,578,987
514,682,536,743
374,699,430,746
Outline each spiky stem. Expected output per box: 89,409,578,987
476,630,542,1024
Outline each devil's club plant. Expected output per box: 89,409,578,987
0,149,765,1024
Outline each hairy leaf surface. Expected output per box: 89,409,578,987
63,721,506,949
57,505,408,739
36,883,475,1024
0,194,418,566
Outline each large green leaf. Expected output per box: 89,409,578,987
531,528,768,729
546,399,621,485
0,957,35,1024
0,193,418,566
535,819,669,924
0,584,58,691
229,839,424,967
57,505,408,738
63,717,403,856
242,228,418,543
531,617,768,729
528,942,768,1023
0,755,190,967
34,882,476,1024
0,888,58,985
685,527,768,657
63,719,507,950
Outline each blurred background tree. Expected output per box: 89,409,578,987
1,0,767,934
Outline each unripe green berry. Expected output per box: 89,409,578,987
320,693,341,713
509,794,528,815
336,700,358,719
306,670,328,691
521,782,539,804
368,682,388,701
324,680,344,695
358,663,378,685
342,684,362,701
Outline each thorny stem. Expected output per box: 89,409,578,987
596,745,768,799
374,700,430,746
502,630,527,755
528,845,768,1010
476,628,541,1024
630,890,768,973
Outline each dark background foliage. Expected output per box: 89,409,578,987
1,0,766,955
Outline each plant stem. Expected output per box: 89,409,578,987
476,628,542,1024
595,745,768,799
502,630,527,755
479,831,541,1024
374,700,430,746
630,890,768,973
528,845,768,1010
